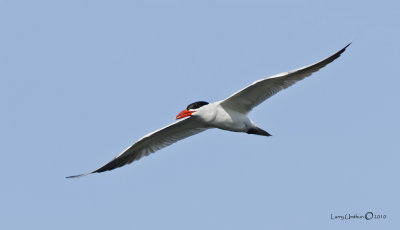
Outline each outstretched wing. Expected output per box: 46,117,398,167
67,117,208,178
221,43,350,114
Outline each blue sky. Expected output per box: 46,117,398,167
1,0,399,229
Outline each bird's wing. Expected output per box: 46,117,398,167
220,43,350,114
67,117,208,178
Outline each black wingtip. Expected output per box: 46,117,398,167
66,172,91,179
340,42,352,53
334,42,351,57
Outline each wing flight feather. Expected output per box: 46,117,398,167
221,43,350,113
67,117,208,178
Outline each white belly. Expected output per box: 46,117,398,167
194,102,252,132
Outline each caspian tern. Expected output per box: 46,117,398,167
67,43,350,178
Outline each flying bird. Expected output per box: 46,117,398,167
67,43,350,178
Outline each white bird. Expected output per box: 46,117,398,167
67,43,350,178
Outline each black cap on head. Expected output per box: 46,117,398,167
186,101,209,110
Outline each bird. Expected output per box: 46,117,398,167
67,43,350,178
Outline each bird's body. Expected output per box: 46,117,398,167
192,101,254,132
67,43,350,178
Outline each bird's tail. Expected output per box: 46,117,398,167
246,127,272,136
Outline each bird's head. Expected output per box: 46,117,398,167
176,101,209,119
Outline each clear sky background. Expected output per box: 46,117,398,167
1,0,399,229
